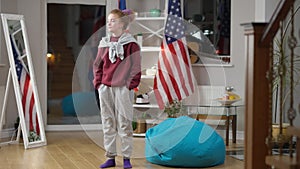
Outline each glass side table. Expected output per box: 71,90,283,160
184,104,244,146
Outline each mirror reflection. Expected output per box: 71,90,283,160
47,4,105,125
8,20,31,72
8,21,26,57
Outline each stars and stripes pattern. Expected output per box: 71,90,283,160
119,0,126,10
12,37,40,136
153,0,195,109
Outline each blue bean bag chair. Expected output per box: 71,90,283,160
145,116,225,168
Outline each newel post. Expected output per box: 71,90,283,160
242,23,271,169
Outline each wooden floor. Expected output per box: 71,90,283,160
0,131,244,169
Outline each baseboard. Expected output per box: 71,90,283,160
0,128,16,139
46,124,102,131
45,124,245,140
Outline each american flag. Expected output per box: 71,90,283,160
119,0,126,10
11,37,40,135
153,0,195,109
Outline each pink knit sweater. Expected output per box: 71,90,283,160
93,36,141,90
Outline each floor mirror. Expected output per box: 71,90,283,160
1,13,47,149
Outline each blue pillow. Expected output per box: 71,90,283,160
61,94,75,116
145,116,225,168
61,92,99,116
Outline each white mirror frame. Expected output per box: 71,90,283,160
1,13,47,149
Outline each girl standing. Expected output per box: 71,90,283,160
93,9,141,169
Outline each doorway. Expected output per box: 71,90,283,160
47,2,106,126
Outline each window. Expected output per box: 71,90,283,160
184,0,231,56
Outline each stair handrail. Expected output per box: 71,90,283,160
259,0,299,168
260,0,295,46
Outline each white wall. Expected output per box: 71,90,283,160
0,0,26,128
221,0,255,131
255,0,266,22
0,0,288,132
265,0,281,21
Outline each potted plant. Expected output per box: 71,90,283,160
133,112,151,134
163,99,184,118
28,131,41,142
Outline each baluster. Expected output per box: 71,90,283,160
278,21,284,155
287,4,297,158
266,40,274,156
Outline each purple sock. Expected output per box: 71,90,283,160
100,159,115,168
123,159,132,169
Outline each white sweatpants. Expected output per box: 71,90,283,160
98,84,133,158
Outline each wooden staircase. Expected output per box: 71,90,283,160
242,0,299,168
266,126,300,169
264,1,300,168
47,4,75,99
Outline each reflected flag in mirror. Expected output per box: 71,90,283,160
11,36,40,136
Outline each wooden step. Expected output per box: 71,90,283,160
50,80,72,87
49,92,72,99
51,68,74,74
265,155,298,169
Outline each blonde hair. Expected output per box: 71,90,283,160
110,9,135,30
